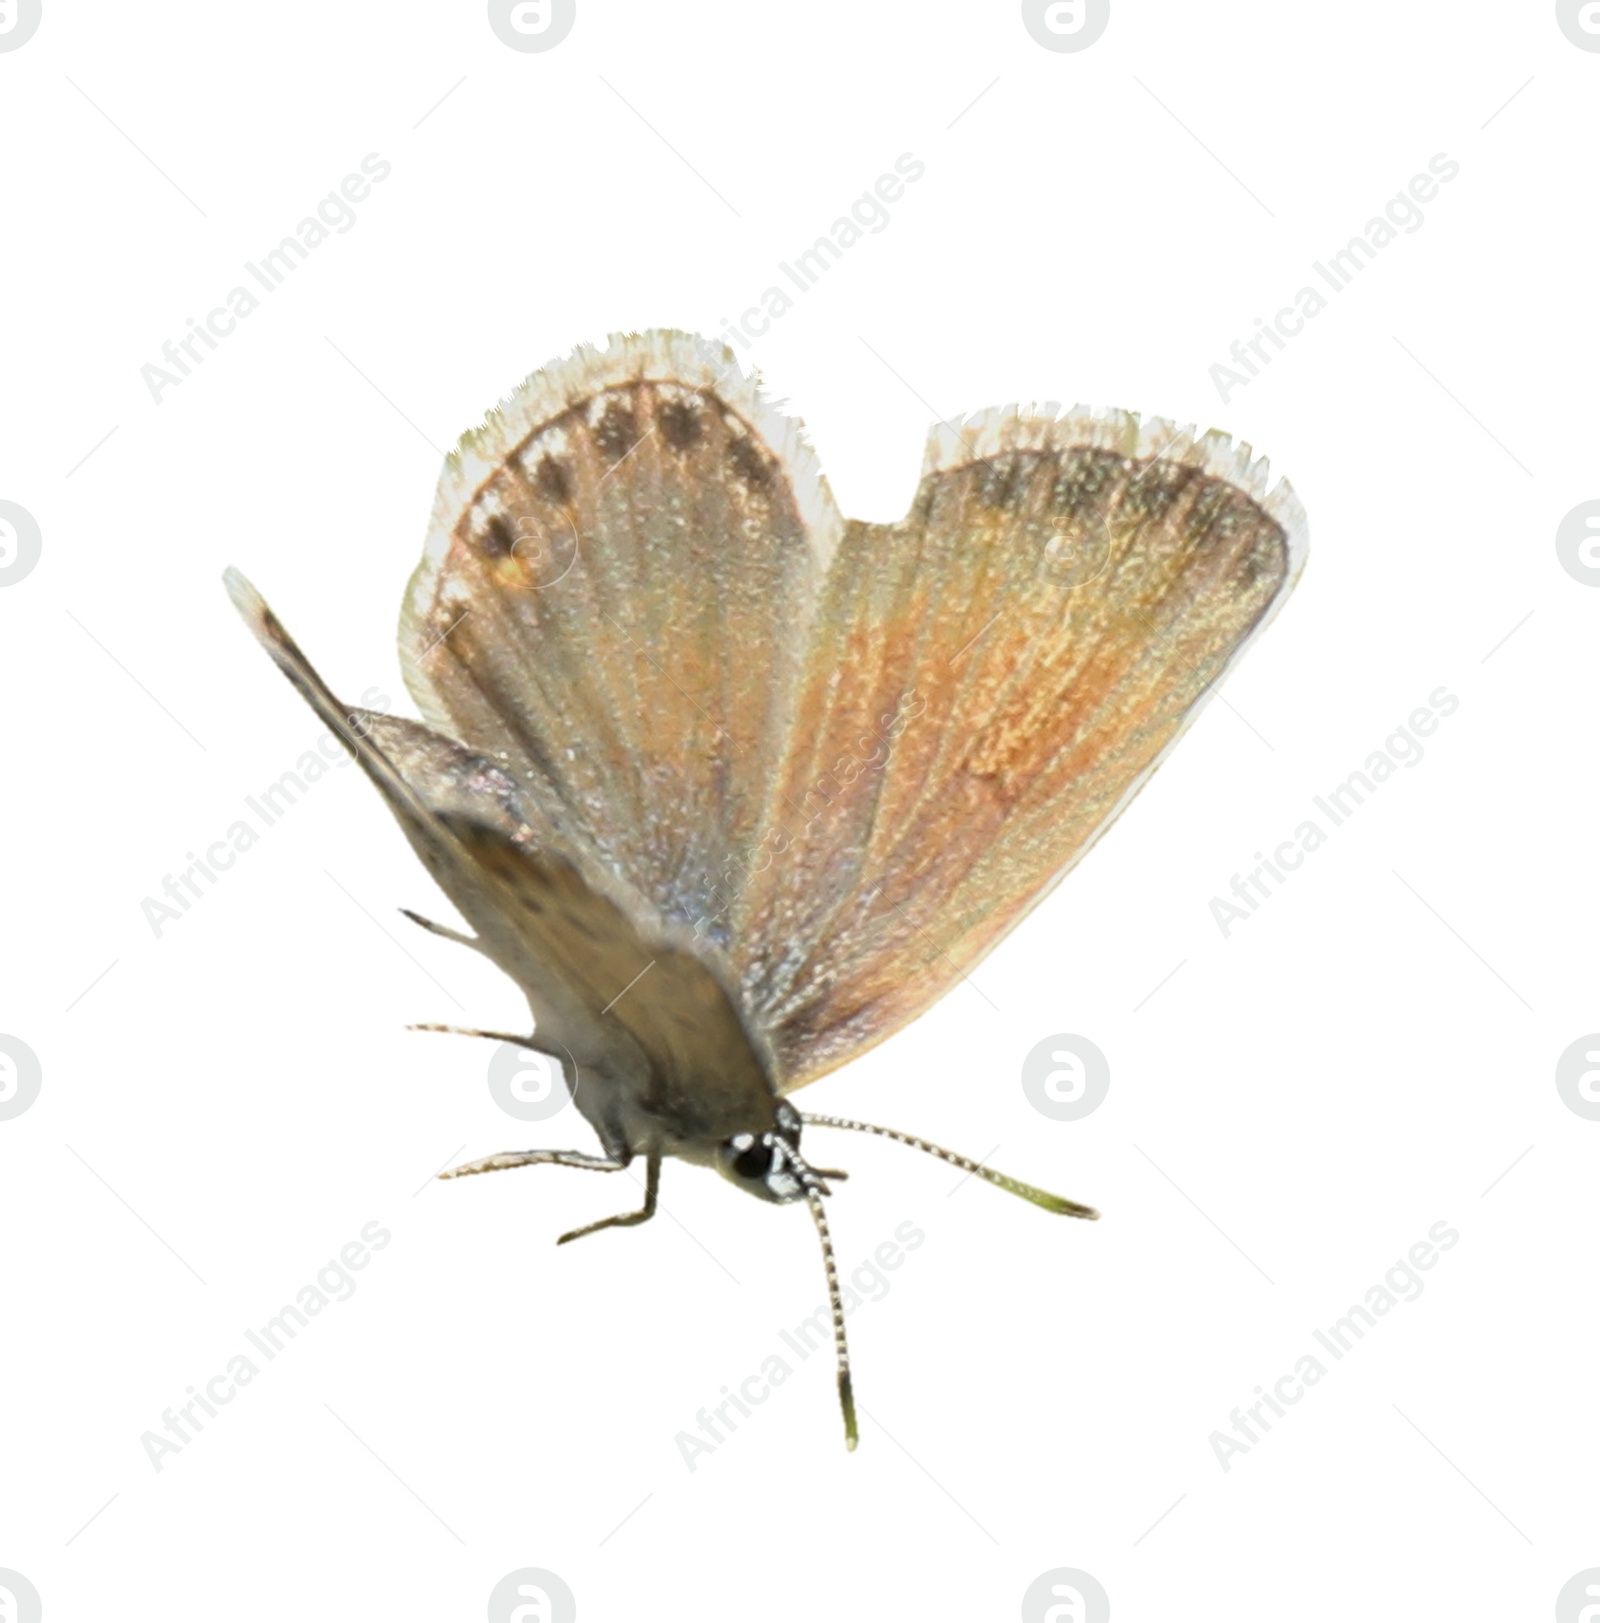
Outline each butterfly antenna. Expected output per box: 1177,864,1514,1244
803,1184,858,1452
800,1113,1099,1219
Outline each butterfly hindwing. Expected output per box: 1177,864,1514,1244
728,410,1307,1088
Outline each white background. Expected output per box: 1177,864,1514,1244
2,3,1596,1619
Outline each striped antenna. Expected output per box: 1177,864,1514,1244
801,1113,1099,1219
803,1184,858,1451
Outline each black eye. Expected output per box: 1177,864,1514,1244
732,1138,774,1179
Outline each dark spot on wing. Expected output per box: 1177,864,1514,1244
1236,521,1286,589
658,396,703,449
1123,459,1193,523
726,431,771,487
594,396,640,462
480,513,514,557
1190,482,1277,559
1184,479,1238,549
973,454,1031,510
973,457,1012,506
535,454,571,504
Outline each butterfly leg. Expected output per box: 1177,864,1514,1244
556,1148,661,1246
438,1148,628,1180
400,908,477,948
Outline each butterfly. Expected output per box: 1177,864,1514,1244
226,329,1306,1448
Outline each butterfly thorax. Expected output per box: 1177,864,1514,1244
570,991,782,1171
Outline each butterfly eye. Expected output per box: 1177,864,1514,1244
732,1138,774,1180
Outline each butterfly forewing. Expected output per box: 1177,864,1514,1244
399,332,840,950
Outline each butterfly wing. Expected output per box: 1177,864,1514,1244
727,410,1308,1089
399,330,842,951
225,569,773,1147
236,335,1305,1117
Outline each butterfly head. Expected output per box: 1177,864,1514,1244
715,1100,841,1203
